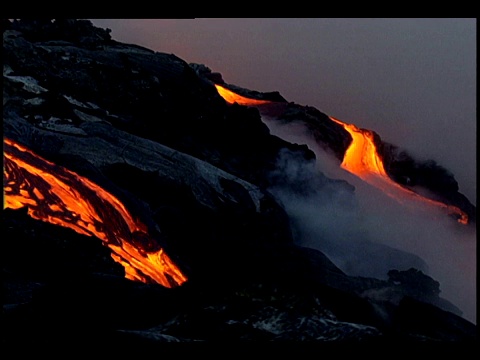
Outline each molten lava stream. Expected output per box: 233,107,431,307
329,117,468,225
214,84,271,106
212,84,467,224
3,137,187,287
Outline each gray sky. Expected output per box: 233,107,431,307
90,18,476,204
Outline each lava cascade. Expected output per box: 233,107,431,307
215,84,468,225
329,117,468,224
3,137,188,287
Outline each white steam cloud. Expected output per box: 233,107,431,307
263,116,477,325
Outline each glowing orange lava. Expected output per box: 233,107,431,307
215,84,271,106
214,84,468,225
329,117,388,177
329,117,468,225
3,137,188,287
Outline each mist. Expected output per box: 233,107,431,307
263,116,476,324
90,18,476,204
87,18,476,323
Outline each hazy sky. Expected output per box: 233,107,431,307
89,18,476,204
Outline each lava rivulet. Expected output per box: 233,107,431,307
215,84,271,106
329,116,468,224
3,137,188,287
329,117,388,178
214,84,468,225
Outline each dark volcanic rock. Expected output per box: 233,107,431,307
206,72,475,226
2,19,476,348
4,19,313,190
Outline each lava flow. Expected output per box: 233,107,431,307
214,83,468,225
3,137,188,287
215,84,271,106
329,116,468,225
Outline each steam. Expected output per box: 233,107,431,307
263,116,476,324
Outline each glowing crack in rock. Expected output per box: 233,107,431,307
3,137,188,287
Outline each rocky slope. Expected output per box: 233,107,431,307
206,68,476,226
2,19,477,350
